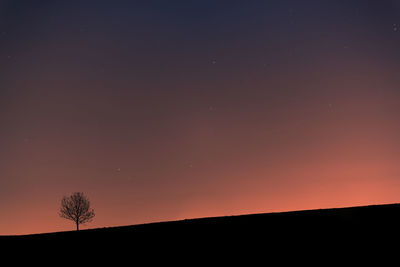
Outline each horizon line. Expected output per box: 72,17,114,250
2,202,399,237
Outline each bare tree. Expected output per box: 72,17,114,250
59,192,95,231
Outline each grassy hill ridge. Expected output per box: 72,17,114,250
2,203,400,261
4,203,400,237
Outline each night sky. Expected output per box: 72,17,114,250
1,0,400,235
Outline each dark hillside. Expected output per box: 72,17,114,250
2,204,400,262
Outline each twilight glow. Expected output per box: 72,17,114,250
1,0,400,235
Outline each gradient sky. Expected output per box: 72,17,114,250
1,0,400,235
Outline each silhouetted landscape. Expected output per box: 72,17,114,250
3,203,400,260
2,2,400,263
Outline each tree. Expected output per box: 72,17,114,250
59,192,95,231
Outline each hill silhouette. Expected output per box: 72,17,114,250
2,204,400,263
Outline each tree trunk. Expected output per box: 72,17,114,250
76,222,79,231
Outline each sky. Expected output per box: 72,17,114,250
1,0,400,235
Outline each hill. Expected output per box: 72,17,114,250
2,203,400,262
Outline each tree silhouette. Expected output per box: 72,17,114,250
59,192,95,231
